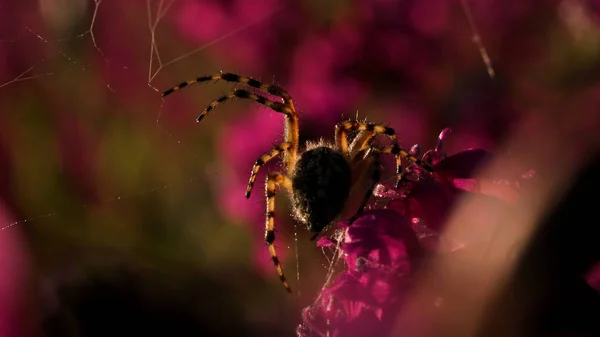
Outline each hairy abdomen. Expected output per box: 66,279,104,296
291,147,352,234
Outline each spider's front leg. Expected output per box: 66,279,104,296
198,89,299,174
335,120,405,186
265,172,293,293
373,145,432,186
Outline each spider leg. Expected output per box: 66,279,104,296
348,148,381,224
374,145,431,187
265,172,293,293
196,88,298,172
348,130,376,159
335,120,396,152
162,72,299,173
335,120,405,187
246,142,293,198
162,72,296,110
196,89,294,122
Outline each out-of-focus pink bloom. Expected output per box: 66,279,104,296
177,0,276,45
586,262,600,292
409,0,450,38
176,0,280,72
177,1,228,44
288,33,367,126
0,204,32,337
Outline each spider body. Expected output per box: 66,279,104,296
162,72,429,293
291,146,352,235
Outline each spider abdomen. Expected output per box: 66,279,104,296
291,146,352,235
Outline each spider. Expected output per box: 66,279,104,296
162,72,430,293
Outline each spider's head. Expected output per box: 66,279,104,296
291,146,352,237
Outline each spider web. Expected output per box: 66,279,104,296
0,0,495,307
0,0,281,230
0,1,308,312
0,1,135,230
1,1,112,90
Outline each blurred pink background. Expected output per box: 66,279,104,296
1,0,600,336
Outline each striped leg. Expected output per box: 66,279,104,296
162,72,296,110
265,172,293,293
196,88,299,173
196,89,294,122
335,120,402,186
246,142,293,198
374,145,431,187
162,72,300,173
348,130,376,159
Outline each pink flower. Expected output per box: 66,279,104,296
297,209,421,337
298,128,537,336
383,146,535,237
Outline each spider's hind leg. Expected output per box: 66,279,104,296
265,172,293,293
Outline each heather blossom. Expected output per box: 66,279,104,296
297,209,421,337
297,129,536,337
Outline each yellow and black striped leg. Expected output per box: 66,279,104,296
348,130,376,159
246,142,293,198
349,150,381,224
162,72,296,109
335,120,398,151
162,73,300,173
265,172,293,293
164,72,284,100
374,145,431,187
196,89,300,173
196,89,294,122
335,120,403,186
